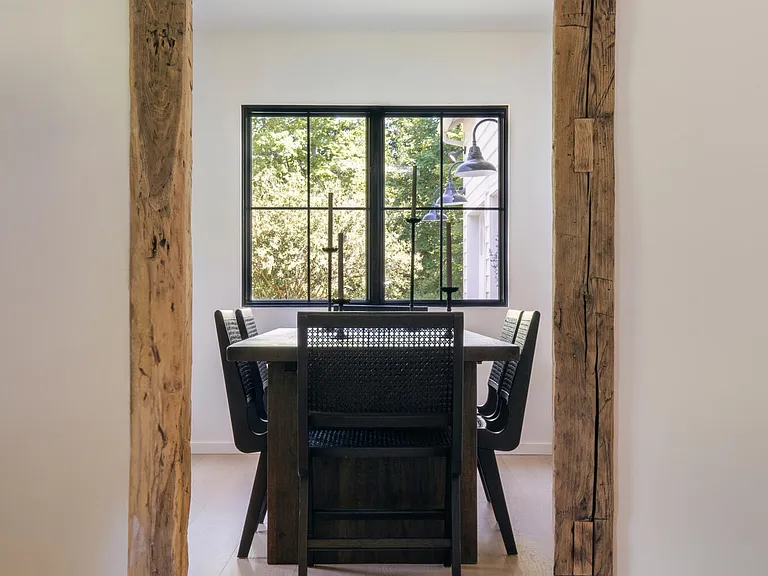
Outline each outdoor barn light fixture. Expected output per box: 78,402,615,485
441,162,468,205
454,118,499,178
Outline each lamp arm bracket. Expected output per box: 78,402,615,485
471,118,499,144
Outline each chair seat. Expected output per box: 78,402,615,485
309,428,451,449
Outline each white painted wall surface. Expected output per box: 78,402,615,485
615,0,768,574
0,2,129,575
192,31,553,454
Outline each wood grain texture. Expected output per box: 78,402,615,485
574,119,595,173
553,0,615,574
267,363,300,564
573,521,593,575
593,518,613,576
128,1,193,575
228,328,518,364
461,361,478,564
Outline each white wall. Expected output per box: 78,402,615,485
0,3,129,575
615,1,768,574
192,31,553,453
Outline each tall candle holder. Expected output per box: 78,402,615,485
406,216,420,310
322,244,337,312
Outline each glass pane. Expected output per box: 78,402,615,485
384,210,441,301
310,116,367,208
444,211,465,294
250,116,308,207
455,117,501,208
310,209,367,301
250,210,308,300
459,208,502,300
384,116,441,208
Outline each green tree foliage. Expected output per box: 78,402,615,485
249,115,465,301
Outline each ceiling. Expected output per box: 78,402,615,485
194,0,554,32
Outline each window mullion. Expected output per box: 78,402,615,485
306,114,311,303
368,111,385,304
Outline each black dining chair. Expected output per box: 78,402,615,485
214,310,269,558
477,310,523,422
476,310,540,555
297,312,464,576
476,310,523,503
236,307,269,417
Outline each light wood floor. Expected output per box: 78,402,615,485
189,454,553,576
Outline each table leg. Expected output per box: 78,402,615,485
461,361,478,564
267,362,299,564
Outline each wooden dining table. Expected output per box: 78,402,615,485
227,327,519,565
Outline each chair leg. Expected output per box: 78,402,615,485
444,456,452,567
477,457,491,502
257,494,267,525
298,475,309,576
237,453,268,558
451,474,461,576
307,457,314,568
477,449,517,555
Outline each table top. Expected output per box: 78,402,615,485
227,327,520,363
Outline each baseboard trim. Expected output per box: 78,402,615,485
508,442,552,456
191,441,553,456
191,441,241,455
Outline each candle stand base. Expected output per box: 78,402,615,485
441,287,459,312
441,287,459,339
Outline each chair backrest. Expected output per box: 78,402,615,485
478,310,522,420
488,310,523,392
213,310,267,453
480,310,540,452
235,308,269,389
297,312,464,473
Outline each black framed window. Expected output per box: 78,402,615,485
242,105,508,307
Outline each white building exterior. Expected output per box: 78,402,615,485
458,119,500,299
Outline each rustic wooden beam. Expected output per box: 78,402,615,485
553,0,615,574
128,0,193,575
573,521,594,575
574,119,595,173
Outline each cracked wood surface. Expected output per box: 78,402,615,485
553,0,615,574
129,0,193,575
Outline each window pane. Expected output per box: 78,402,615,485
445,211,465,294
460,208,502,300
456,117,501,209
310,116,367,208
250,116,308,207
250,210,308,300
384,209,441,301
442,116,466,205
384,117,441,208
309,209,367,301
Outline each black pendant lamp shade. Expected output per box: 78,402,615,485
455,118,499,178
422,192,447,222
441,178,468,205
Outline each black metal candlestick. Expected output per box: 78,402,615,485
406,216,420,310
441,287,459,312
331,298,351,312
322,245,338,312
